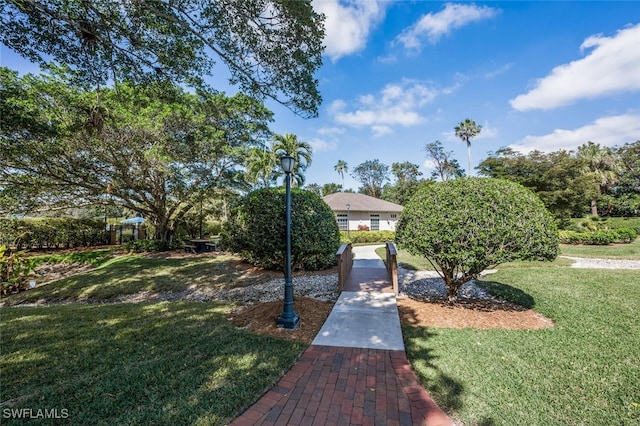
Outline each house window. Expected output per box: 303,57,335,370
390,214,397,219
336,214,348,231
370,214,380,231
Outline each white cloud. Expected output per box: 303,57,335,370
485,63,513,79
308,137,337,152
312,0,387,61
396,3,499,50
509,113,640,153
510,24,640,111
330,80,442,133
317,126,345,136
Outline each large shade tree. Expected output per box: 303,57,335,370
454,118,482,176
477,147,594,219
0,0,325,117
576,142,619,216
382,161,427,206
0,68,273,241
424,140,465,181
351,159,389,198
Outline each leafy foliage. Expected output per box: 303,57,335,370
0,218,107,250
222,188,340,271
424,140,465,181
351,159,390,198
340,230,395,244
559,228,637,245
125,239,178,253
0,0,324,117
454,118,482,175
1,70,272,241
1,245,36,295
478,147,595,219
397,178,558,302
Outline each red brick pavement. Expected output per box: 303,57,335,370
231,345,453,426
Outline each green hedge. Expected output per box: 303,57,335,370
0,218,108,250
340,230,395,244
559,228,637,245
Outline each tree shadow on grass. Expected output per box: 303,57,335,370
475,279,536,309
0,301,306,425
401,303,500,425
400,304,464,414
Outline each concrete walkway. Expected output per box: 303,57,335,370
232,245,453,426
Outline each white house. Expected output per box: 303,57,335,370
322,192,403,232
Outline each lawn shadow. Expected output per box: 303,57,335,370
399,303,465,415
1,301,306,425
475,279,536,309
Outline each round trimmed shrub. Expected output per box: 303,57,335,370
221,188,340,271
397,177,558,302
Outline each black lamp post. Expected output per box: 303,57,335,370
277,154,300,329
346,203,350,240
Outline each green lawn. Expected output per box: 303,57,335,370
378,239,639,271
1,302,305,425
559,238,640,259
6,252,268,305
1,252,307,425
403,266,640,425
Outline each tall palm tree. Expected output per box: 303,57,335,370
576,141,619,216
334,160,348,189
454,118,482,176
272,133,313,187
245,147,277,188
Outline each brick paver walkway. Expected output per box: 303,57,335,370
231,245,453,425
231,346,451,426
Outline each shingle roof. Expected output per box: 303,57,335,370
322,192,403,212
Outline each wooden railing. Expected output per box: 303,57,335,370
385,241,399,295
336,242,353,293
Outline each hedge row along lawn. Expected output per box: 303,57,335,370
403,265,640,425
558,238,640,259
0,252,307,425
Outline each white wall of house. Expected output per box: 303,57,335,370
335,211,400,231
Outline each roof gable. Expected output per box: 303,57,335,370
322,192,403,212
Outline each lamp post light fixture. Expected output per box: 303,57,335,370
346,203,350,240
276,154,300,329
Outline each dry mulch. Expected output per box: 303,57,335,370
397,297,553,330
227,297,334,344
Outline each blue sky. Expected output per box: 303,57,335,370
271,0,640,191
2,1,639,192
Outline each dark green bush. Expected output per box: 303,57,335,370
559,227,637,245
340,230,395,244
0,218,107,249
221,188,340,271
397,178,558,302
125,239,175,253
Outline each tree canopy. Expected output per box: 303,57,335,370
1,0,324,117
351,159,389,198
397,178,558,302
0,68,273,241
454,118,482,175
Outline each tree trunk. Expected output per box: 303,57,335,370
591,199,598,216
443,271,461,304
